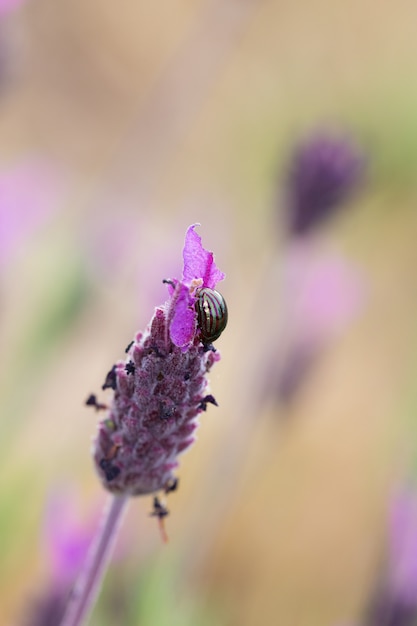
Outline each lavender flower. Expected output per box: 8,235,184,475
388,488,417,608
24,591,68,626
261,244,365,406
23,490,98,626
92,224,226,497
264,130,366,404
0,158,66,269
283,244,365,345
0,0,27,14
365,488,417,626
342,488,417,626
284,130,364,235
44,490,98,588
60,226,226,626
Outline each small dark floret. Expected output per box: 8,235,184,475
85,394,96,406
150,344,164,358
150,496,170,542
164,477,179,493
150,496,169,519
199,394,218,411
102,365,117,391
159,403,176,419
125,360,135,375
85,394,108,411
99,459,120,482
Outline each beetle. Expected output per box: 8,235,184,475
195,288,228,344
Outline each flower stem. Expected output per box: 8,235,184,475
60,494,129,626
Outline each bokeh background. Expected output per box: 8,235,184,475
2,1,417,625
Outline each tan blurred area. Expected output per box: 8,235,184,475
1,1,417,625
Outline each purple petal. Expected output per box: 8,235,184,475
182,224,225,289
169,283,196,348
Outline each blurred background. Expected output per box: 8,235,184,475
1,1,417,625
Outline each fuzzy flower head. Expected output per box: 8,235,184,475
284,130,364,236
92,225,226,496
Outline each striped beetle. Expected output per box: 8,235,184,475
195,287,228,344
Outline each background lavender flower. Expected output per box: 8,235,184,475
258,130,367,408
364,488,417,626
0,0,27,14
388,488,417,607
0,158,66,270
261,245,365,406
22,489,98,626
337,488,417,626
43,490,98,588
23,591,68,626
284,130,364,236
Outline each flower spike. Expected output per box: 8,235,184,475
92,225,226,497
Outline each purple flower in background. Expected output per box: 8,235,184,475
388,488,417,606
0,158,65,269
359,488,417,626
283,244,365,345
23,591,68,626
22,489,98,626
284,130,364,235
263,128,367,405
43,490,98,588
92,224,226,497
0,0,27,14
266,243,365,405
